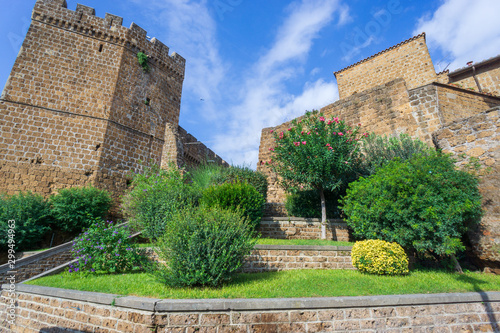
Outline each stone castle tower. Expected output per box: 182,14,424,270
0,0,186,196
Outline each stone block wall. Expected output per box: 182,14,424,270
244,246,354,273
259,217,351,242
433,107,500,267
258,78,430,203
448,56,500,96
334,33,437,99
0,252,72,286
258,80,500,208
0,0,213,200
0,242,73,285
2,286,499,332
436,84,500,124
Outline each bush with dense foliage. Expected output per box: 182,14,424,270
70,218,143,274
360,133,433,175
121,163,199,240
189,164,268,200
269,110,362,238
188,163,225,190
213,165,268,200
50,185,112,234
341,152,482,257
351,239,409,275
0,192,52,251
285,189,341,218
200,181,265,230
153,206,257,287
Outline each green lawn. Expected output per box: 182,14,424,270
256,238,353,246
25,269,500,299
137,238,353,248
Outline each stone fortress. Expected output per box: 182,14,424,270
0,0,226,200
257,33,500,267
1,1,499,267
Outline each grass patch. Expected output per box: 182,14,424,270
256,238,353,246
25,269,500,299
137,238,353,248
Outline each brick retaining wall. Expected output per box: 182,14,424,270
143,245,355,274
259,217,351,242
0,242,72,285
1,285,499,332
244,245,354,272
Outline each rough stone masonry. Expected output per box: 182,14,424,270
0,0,226,202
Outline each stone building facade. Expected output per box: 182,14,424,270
257,33,500,266
0,0,225,199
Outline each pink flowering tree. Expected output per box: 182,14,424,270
269,110,366,239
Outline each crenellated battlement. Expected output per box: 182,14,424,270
32,0,185,77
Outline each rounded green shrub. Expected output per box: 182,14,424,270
0,192,51,251
285,189,341,218
70,218,144,274
121,163,200,241
341,152,482,256
213,165,268,200
49,185,112,234
351,239,409,275
153,206,257,287
200,181,265,230
189,164,268,201
360,133,433,175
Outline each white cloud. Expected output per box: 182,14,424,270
414,0,500,71
258,0,341,74
131,0,226,120
213,79,338,166
336,4,352,26
212,0,343,166
128,0,345,167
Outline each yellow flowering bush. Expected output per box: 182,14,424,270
351,239,409,275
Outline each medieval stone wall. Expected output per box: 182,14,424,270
433,107,500,266
0,0,189,198
258,78,432,203
334,33,437,99
161,125,228,170
436,84,500,124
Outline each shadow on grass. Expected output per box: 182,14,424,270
454,274,499,331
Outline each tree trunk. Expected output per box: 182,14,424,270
319,188,327,240
450,254,464,274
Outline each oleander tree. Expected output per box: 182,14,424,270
268,110,366,239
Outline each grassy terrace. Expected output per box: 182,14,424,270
25,269,500,299
136,238,354,248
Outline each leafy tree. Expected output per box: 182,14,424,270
341,152,482,272
269,110,364,238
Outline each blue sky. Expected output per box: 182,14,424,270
1,0,500,167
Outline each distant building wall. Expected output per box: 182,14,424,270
447,56,500,96
334,33,437,99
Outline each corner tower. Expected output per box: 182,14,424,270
0,0,185,196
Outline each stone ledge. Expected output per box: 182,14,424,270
4,284,499,313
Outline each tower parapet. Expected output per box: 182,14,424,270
32,0,185,77
0,0,187,200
